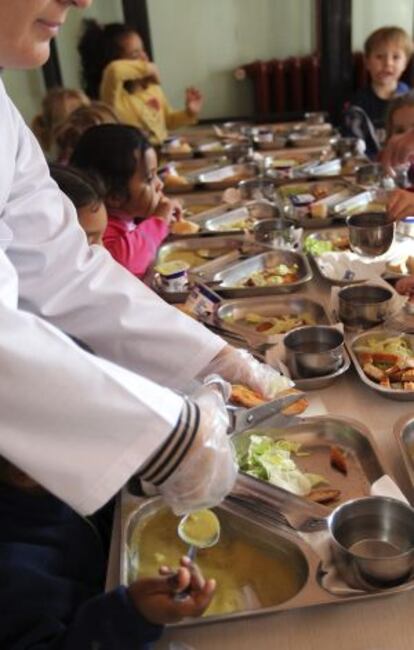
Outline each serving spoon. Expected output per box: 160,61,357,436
177,508,221,561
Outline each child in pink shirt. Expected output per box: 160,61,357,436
70,123,180,276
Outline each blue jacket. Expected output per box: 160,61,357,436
0,483,162,649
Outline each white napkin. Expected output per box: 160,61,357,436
316,238,414,283
300,475,409,596
330,277,407,324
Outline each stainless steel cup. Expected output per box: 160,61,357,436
338,284,393,330
284,325,344,378
328,496,414,589
346,212,395,257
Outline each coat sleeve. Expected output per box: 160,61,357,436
100,59,151,108
160,87,198,131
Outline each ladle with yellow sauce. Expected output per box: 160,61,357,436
178,509,221,560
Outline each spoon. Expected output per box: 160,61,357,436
177,509,221,561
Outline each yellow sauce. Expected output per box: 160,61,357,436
130,507,304,617
179,509,220,547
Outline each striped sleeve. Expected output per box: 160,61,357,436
138,399,200,486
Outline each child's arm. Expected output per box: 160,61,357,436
103,216,170,277
160,87,200,131
100,59,160,108
387,189,414,221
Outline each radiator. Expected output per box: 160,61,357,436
237,52,381,118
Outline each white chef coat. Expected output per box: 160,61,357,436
0,78,225,514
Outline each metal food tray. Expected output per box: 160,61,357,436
231,415,386,509
204,200,278,234
213,249,313,298
119,492,414,629
155,235,262,281
347,329,414,401
394,414,414,491
304,228,362,286
198,163,257,190
216,295,330,344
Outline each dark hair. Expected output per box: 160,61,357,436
386,90,414,138
69,124,151,201
78,20,137,98
49,163,106,209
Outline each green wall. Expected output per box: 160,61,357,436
352,0,414,50
147,0,316,118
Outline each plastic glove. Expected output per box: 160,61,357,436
200,345,293,400
159,385,237,515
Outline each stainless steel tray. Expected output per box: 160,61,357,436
155,235,264,282
231,415,386,508
394,414,414,490
216,295,330,344
118,478,414,628
347,330,414,401
198,164,257,190
204,200,278,234
213,250,313,298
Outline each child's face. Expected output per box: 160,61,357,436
118,32,149,62
122,147,164,217
390,105,414,135
365,43,407,87
78,201,108,246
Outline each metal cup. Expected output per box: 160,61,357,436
284,325,344,378
346,212,395,257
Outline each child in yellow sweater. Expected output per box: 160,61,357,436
78,20,202,145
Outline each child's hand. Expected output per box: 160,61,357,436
387,189,414,221
396,276,414,296
128,557,216,625
380,130,414,170
186,87,203,117
153,197,183,223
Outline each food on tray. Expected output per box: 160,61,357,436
164,139,192,154
308,487,341,503
215,216,257,232
386,255,414,276
239,263,300,287
163,172,191,189
303,233,349,256
163,246,234,269
170,219,200,235
131,506,303,616
354,335,414,391
330,446,348,475
185,203,218,216
224,311,315,335
236,435,328,497
310,202,329,219
279,182,343,219
230,386,309,415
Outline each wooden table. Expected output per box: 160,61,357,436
156,249,414,650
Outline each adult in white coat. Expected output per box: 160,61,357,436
0,0,290,516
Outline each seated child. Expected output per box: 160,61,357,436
70,123,181,276
54,101,119,164
49,163,108,246
32,87,90,156
386,90,414,138
0,458,215,649
343,27,413,156
78,20,202,145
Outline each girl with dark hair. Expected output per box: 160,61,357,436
78,19,202,144
49,163,108,246
70,123,181,275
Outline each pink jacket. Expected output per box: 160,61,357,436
103,209,169,277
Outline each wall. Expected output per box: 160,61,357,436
352,0,414,50
147,0,316,119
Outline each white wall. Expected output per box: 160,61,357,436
352,0,414,50
147,0,316,119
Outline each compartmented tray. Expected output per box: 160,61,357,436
118,429,414,629
231,415,386,510
213,249,313,298
394,414,414,490
347,330,414,401
203,200,278,234
277,180,373,229
197,164,257,190
216,295,330,344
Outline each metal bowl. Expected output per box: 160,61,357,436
253,218,301,250
238,177,277,201
283,325,344,378
346,212,395,257
338,284,393,329
329,496,414,589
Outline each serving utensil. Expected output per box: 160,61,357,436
177,509,221,561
